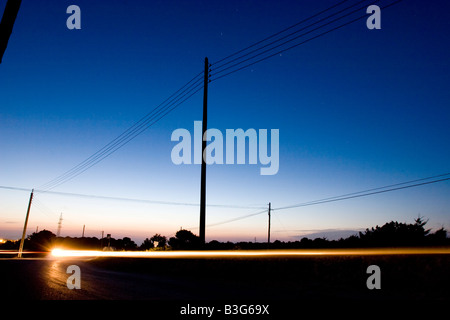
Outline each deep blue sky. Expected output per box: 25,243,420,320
1,0,449,242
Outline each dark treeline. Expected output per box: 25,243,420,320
0,232,140,251
202,217,449,250
1,217,448,251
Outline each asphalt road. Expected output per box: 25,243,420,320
0,258,251,300
1,251,449,301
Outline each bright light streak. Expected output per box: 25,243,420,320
51,249,311,258
51,248,450,258
0,250,19,254
0,250,46,255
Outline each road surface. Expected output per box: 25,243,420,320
1,249,449,301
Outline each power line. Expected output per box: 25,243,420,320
210,0,402,82
0,185,266,210
210,0,379,77
38,72,204,191
31,198,59,219
274,172,450,211
0,185,29,192
37,0,402,191
193,173,450,228
2,172,448,229
45,83,204,191
212,0,371,73
188,208,269,230
273,176,450,212
39,72,203,191
212,0,352,66
207,209,269,228
39,0,364,191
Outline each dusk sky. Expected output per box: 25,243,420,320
1,0,449,243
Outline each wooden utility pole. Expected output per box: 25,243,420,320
82,224,85,237
18,189,33,258
268,202,271,245
0,0,22,63
199,57,209,245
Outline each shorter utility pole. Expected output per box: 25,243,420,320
268,202,271,245
18,189,34,258
82,224,85,238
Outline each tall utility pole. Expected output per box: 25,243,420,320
18,189,33,258
199,57,209,245
267,202,271,245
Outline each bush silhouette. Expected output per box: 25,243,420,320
358,217,432,246
26,230,56,251
168,229,200,250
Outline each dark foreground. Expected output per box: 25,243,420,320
1,250,449,316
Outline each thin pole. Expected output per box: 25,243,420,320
56,213,63,237
199,57,209,245
0,0,23,63
18,189,33,258
268,202,271,245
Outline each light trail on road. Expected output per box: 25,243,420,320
51,247,450,258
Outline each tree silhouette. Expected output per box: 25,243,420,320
141,238,153,250
150,234,167,247
1,217,446,252
426,227,447,245
358,217,433,246
141,234,167,250
168,229,200,250
115,237,137,250
27,230,56,251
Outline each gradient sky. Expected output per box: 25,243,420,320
1,0,449,243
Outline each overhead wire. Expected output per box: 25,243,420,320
3,172,448,231
212,0,352,66
16,0,406,217
207,209,269,227
273,176,450,212
31,198,59,219
3,0,445,243
38,71,204,191
274,172,450,211
0,185,266,210
210,0,402,82
39,72,203,191
211,0,372,73
37,0,403,191
188,208,269,230
191,173,450,228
